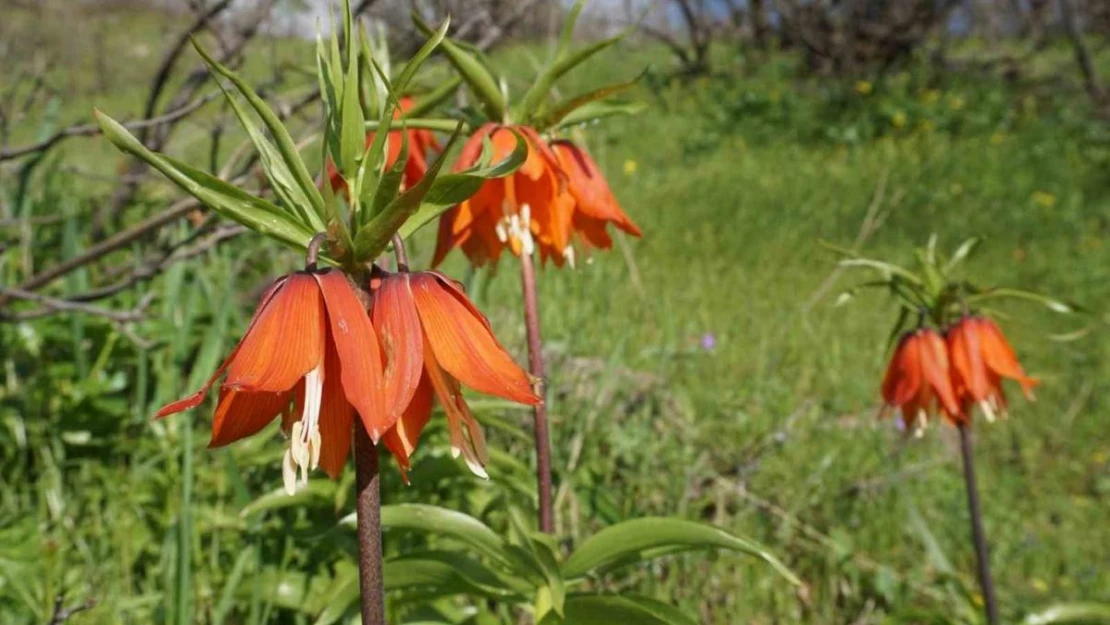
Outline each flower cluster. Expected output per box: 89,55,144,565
881,316,1037,435
158,265,540,493
432,124,642,268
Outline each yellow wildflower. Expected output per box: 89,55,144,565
855,80,873,95
1031,191,1056,208
623,159,638,176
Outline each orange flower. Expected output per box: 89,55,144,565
551,140,642,250
157,271,387,494
370,270,541,479
432,125,640,268
947,316,1037,421
881,328,963,433
327,96,440,192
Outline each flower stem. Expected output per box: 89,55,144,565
519,251,554,533
391,234,409,272
958,423,999,625
354,422,385,625
306,232,327,271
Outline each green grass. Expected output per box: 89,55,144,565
3,7,1110,624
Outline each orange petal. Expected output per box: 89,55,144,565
371,273,424,425
411,273,540,404
313,270,389,442
881,332,921,407
422,339,489,477
381,373,434,480
225,273,325,393
918,330,962,420
453,123,498,172
553,141,643,238
976,318,1038,399
209,387,292,448
318,335,355,479
948,318,990,403
156,277,288,418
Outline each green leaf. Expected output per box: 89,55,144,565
1022,603,1110,625
837,258,923,284
556,100,647,129
191,39,325,221
94,110,315,251
532,74,643,130
560,594,699,625
346,503,512,569
367,118,465,133
339,41,367,182
406,77,463,118
413,12,505,122
394,18,450,95
516,29,628,122
966,288,1082,314
353,125,465,260
364,124,408,220
384,551,524,600
562,517,800,585
312,563,359,625
209,77,322,231
239,481,338,518
943,236,982,273
397,128,527,240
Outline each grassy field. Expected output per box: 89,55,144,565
2,5,1110,624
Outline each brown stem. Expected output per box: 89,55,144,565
958,423,999,625
305,232,327,271
519,252,554,533
391,234,409,272
354,422,386,625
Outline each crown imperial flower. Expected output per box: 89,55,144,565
157,270,388,494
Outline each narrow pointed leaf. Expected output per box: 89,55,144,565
413,12,504,121
532,75,643,130
562,517,799,584
211,78,321,230
352,124,465,260
191,39,325,218
966,288,1082,314
517,30,628,120
384,551,524,599
556,100,647,128
406,77,462,118
393,17,450,95
1023,603,1110,625
95,111,314,250
561,594,700,625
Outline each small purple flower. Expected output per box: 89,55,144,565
700,333,717,351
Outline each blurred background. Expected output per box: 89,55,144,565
1,0,1108,623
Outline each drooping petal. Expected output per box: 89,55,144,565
156,277,288,418
553,141,642,238
380,373,434,481
225,273,325,393
410,273,539,404
209,387,293,448
948,318,990,403
976,318,1038,399
421,339,488,478
317,334,355,479
918,329,963,421
313,270,389,442
881,332,921,408
370,273,424,425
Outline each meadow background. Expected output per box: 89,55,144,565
1,1,1109,623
